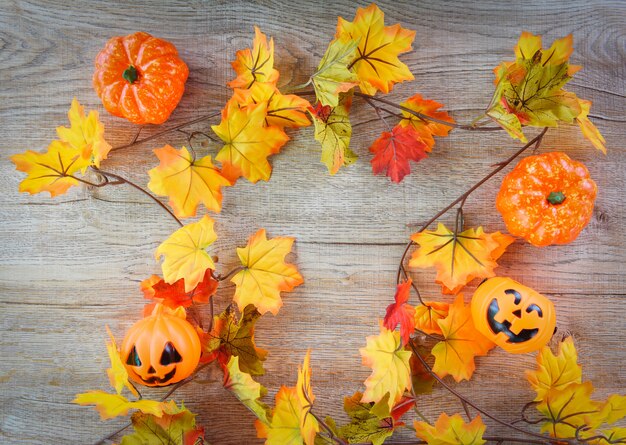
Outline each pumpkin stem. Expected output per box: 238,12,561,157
547,191,566,205
123,65,138,84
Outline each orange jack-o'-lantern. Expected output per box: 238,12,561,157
471,277,556,354
121,304,201,386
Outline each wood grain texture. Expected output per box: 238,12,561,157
0,0,624,443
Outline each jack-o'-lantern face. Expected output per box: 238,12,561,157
120,304,201,386
470,277,556,354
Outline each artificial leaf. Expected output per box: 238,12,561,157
155,215,217,292
311,93,357,175
105,326,138,397
11,140,91,197
526,337,582,402
72,391,165,420
310,36,360,107
414,413,486,445
576,99,606,154
206,304,268,375
229,26,279,89
370,124,428,183
56,98,111,168
296,350,320,445
399,94,455,151
141,269,218,316
256,386,303,445
212,100,289,183
409,223,514,294
147,145,231,217
383,279,415,345
337,392,397,445
120,403,204,445
409,349,436,395
223,355,270,425
231,229,304,316
414,301,449,336
314,416,340,445
336,3,415,95
431,294,495,382
232,82,311,128
360,322,412,411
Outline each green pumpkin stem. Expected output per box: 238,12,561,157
122,65,138,84
547,191,566,205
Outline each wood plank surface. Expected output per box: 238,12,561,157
0,1,624,443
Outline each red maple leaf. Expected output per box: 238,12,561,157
383,279,415,345
370,125,428,183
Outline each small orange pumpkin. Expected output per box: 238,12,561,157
120,304,200,387
471,277,556,354
93,32,189,124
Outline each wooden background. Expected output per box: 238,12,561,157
1,1,624,443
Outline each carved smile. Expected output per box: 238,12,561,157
139,367,177,385
487,298,539,343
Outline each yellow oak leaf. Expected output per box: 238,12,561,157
310,36,360,107
231,229,303,315
431,294,495,382
360,322,412,411
73,391,165,420
399,94,455,151
311,93,357,175
576,99,606,154
11,140,91,197
414,413,486,445
223,355,270,425
296,350,319,445
147,145,231,217
212,100,289,183
256,386,303,445
56,98,111,168
526,337,582,402
409,223,514,294
105,326,138,397
155,215,217,292
336,3,415,95
414,301,449,336
228,26,279,89
232,82,311,128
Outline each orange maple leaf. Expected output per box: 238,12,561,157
147,145,231,217
140,270,218,316
399,94,455,151
336,3,415,95
228,26,279,89
414,301,449,336
576,99,606,154
212,100,289,183
415,413,486,445
409,223,514,294
431,294,495,382
370,124,428,183
383,279,415,345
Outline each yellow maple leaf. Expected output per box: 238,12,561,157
231,229,303,315
414,301,449,336
296,350,319,445
56,98,111,168
232,82,311,128
105,326,138,397
336,3,415,95
360,322,412,411
147,145,231,217
409,223,514,294
414,413,486,445
155,215,217,292
212,100,289,183
310,35,360,107
526,337,582,402
228,26,279,89
11,140,91,197
399,94,455,151
576,99,606,154
256,386,304,445
223,355,270,425
431,295,495,382
73,391,165,420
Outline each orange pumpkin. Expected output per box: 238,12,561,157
93,32,189,124
120,304,200,387
471,277,556,354
496,151,597,246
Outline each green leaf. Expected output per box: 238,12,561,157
223,355,271,425
337,392,398,445
311,36,360,107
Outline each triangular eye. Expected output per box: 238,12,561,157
126,346,142,367
160,342,182,366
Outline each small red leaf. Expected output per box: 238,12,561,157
383,279,415,345
370,125,428,183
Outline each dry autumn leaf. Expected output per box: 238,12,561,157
431,294,495,382
414,413,486,445
370,124,428,183
336,3,415,95
338,392,398,445
296,350,319,445
399,94,455,151
231,229,303,316
383,279,415,345
155,215,217,292
228,26,279,89
212,100,289,183
105,326,138,397
147,145,231,217
413,301,449,336
255,386,304,445
310,36,360,107
409,223,514,294
73,391,165,420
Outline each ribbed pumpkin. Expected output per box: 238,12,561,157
120,304,200,387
